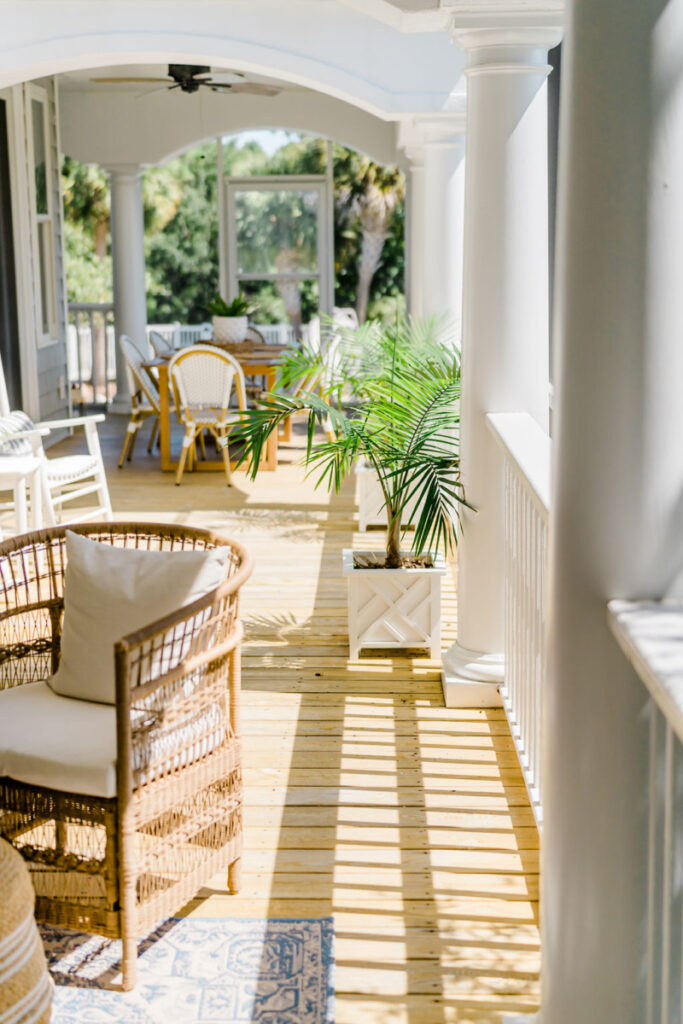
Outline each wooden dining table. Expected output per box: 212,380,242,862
142,345,285,474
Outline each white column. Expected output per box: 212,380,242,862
400,117,466,339
403,147,426,319
544,1,683,1019
441,21,560,705
107,164,147,411
421,121,465,341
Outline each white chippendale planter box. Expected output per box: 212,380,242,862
343,549,446,660
355,461,425,532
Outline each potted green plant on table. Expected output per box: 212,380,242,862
206,294,253,345
233,316,469,659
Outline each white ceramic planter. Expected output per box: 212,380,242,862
212,315,248,345
356,461,425,532
343,548,446,659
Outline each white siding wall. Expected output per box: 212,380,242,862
2,77,69,427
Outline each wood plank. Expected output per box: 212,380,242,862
243,767,526,787
198,873,539,901
182,897,540,926
242,826,540,851
242,787,533,809
242,805,537,829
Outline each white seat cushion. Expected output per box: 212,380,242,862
50,531,230,705
0,681,227,798
0,681,117,797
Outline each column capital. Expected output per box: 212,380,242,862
450,6,563,70
398,113,466,158
104,163,144,184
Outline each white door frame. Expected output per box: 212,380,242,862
0,85,40,417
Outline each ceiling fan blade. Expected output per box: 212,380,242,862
207,72,246,85
136,85,173,99
228,83,281,96
210,83,281,97
90,76,171,84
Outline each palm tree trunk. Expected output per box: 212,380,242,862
386,509,402,568
93,218,108,259
356,229,386,324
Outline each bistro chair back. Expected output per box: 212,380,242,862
168,346,247,487
149,330,175,359
118,335,161,467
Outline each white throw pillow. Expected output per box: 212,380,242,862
49,530,230,704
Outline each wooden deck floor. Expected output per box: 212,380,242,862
56,415,541,1023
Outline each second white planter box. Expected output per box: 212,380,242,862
343,548,446,660
356,461,425,532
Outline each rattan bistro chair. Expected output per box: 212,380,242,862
0,522,252,991
169,345,247,487
118,335,161,467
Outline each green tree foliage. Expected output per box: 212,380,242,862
63,134,405,325
145,145,219,322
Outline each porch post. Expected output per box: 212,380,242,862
399,117,466,337
107,164,147,412
543,1,683,1018
441,17,561,705
403,146,426,319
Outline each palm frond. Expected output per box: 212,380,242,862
233,314,471,559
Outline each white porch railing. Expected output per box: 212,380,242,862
148,321,295,348
67,304,297,405
67,302,116,404
488,412,552,826
609,601,683,1024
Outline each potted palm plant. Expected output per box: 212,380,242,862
233,316,469,658
206,294,253,345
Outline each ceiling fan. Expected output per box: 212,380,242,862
90,64,281,97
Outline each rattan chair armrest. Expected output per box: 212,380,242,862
125,620,244,703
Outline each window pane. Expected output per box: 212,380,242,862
239,278,320,340
234,189,319,275
38,223,51,335
31,98,48,216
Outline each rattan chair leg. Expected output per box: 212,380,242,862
281,416,293,443
118,425,135,468
176,434,192,485
198,431,207,461
221,433,232,487
147,418,158,453
121,930,137,992
228,856,241,894
127,424,139,462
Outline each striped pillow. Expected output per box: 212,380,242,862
0,412,37,457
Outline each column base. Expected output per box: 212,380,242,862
108,396,132,415
441,641,504,707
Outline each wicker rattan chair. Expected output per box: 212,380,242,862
0,522,252,990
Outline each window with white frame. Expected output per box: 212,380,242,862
225,176,333,337
27,86,56,346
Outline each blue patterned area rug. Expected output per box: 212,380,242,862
40,917,335,1024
